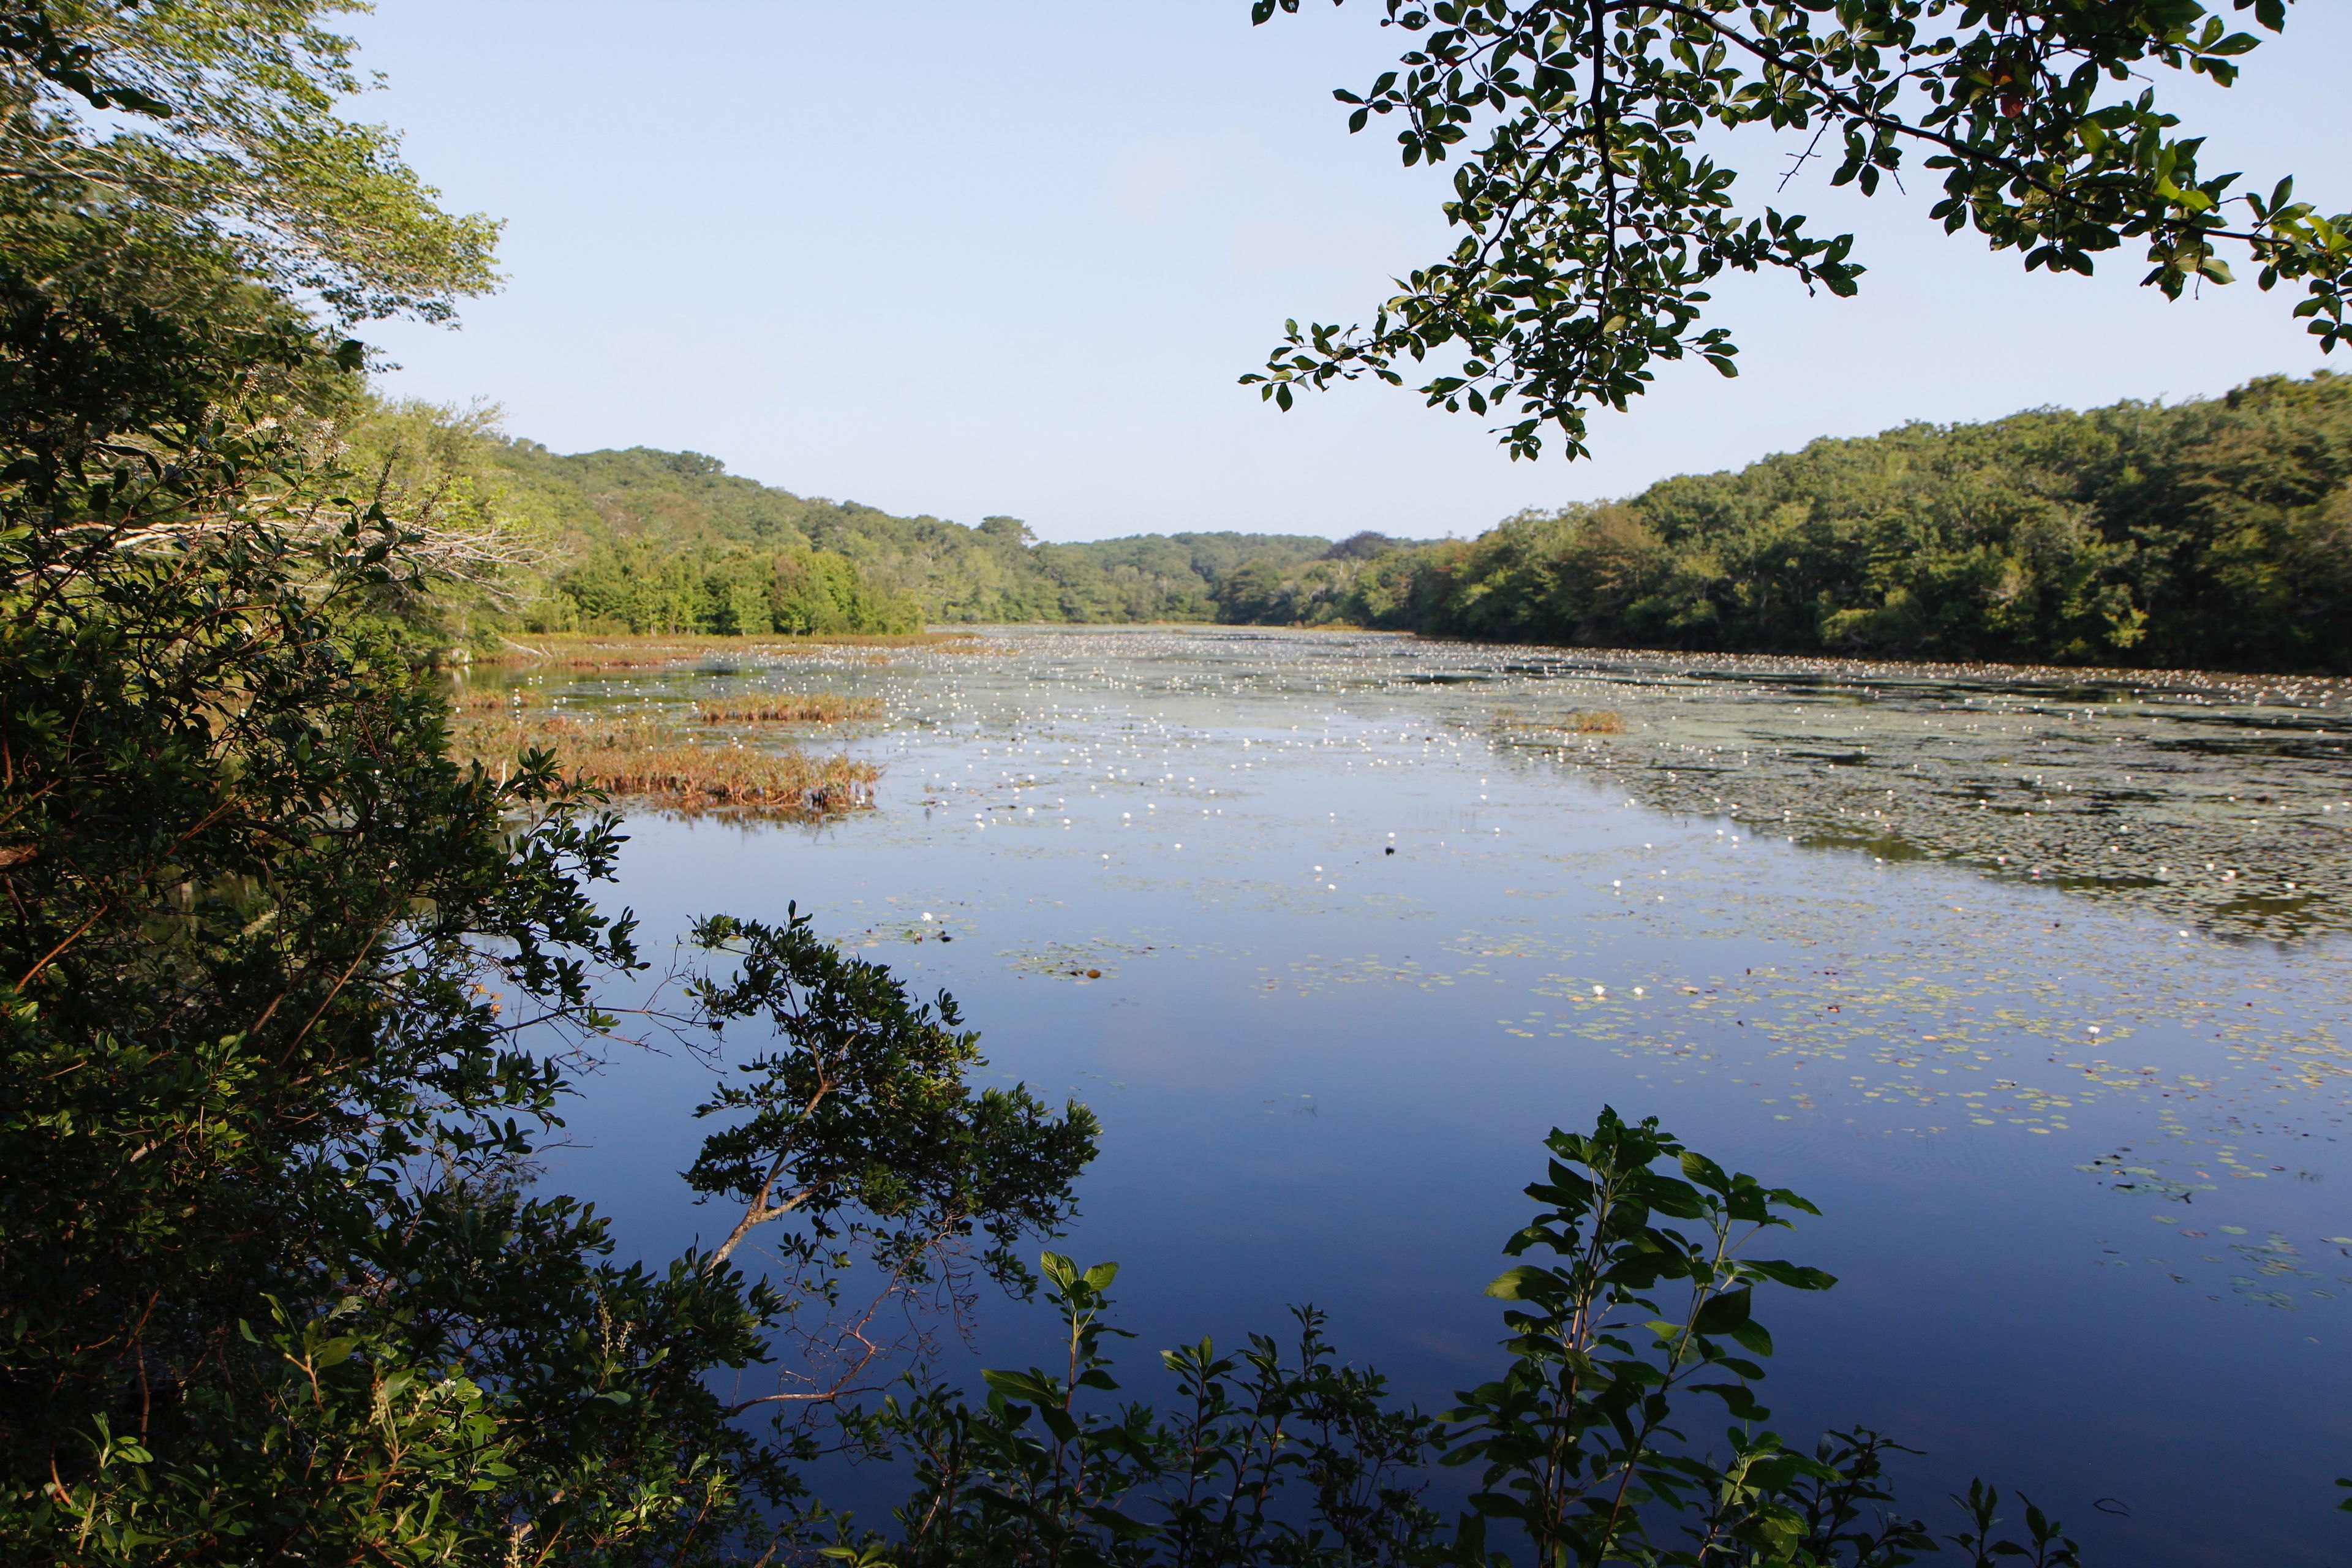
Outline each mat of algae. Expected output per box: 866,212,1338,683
1471,649,2352,941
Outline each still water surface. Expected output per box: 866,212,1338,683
505,627,2352,1567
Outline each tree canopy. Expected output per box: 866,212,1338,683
2,0,499,325
0,7,1098,1561
1246,0,2347,459
1212,370,2352,672
337,372,2352,674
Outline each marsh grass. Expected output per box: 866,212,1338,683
452,713,879,816
481,631,976,671
694,693,883,725
1561,708,1629,734
1490,704,1629,737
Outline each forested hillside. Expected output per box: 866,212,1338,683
356,372,2352,673
417,429,1336,634
1215,373,2352,674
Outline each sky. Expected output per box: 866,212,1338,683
346,1,2350,543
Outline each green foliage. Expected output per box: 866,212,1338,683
683,910,1098,1363
1947,1482,2081,1568
1221,373,2352,673
552,535,921,636
3,0,500,325
1248,0,2348,459
0,421,1094,1559
0,24,1107,1545
857,1111,2086,1568
0,417,768,1563
322,396,565,652
10,4,2341,1557
1446,1108,1879,1567
456,439,1342,629
865,1261,1443,1568
330,374,2351,674
0,186,338,467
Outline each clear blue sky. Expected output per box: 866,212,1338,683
347,1,2347,543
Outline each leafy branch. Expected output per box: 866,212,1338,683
1246,0,2348,458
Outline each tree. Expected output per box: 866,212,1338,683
1211,371,2352,671
1,0,499,326
0,412,1097,1562
1246,0,2350,459
0,9,1095,1561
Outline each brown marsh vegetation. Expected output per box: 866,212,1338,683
477,630,977,672
451,703,880,817
1492,705,1630,737
693,693,883,724
445,635,897,815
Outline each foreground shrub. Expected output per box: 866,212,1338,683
853,1110,2084,1568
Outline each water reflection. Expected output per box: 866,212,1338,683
505,627,2351,1568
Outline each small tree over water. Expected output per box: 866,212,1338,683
856,1109,2081,1568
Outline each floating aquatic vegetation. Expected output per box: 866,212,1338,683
2110,1222,2352,1310
2080,1152,2217,1204
570,611,2352,1540
858,624,2349,938
1255,952,1474,996
1484,654,2352,940
579,625,2351,1203
997,938,1163,982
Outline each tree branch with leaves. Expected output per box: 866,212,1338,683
1246,0,2347,459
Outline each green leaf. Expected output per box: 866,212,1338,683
1746,1259,1838,1291
1485,1265,1550,1300
1692,1288,1752,1336
982,1368,1056,1406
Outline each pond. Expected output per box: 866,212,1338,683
486,625,2352,1567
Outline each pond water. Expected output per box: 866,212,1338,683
495,626,2352,1567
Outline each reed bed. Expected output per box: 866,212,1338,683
1489,704,1630,738
694,693,883,725
452,714,880,817
447,687,880,725
479,631,976,671
1559,708,1629,734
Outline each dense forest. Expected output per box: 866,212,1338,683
1216,373,2352,674
493,441,1341,633
373,372,2352,674
338,407,1334,638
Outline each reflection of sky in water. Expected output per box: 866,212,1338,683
518,627,2352,1568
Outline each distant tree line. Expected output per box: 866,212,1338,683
350,370,2352,674
428,439,1332,633
1215,374,2352,674
550,538,923,636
